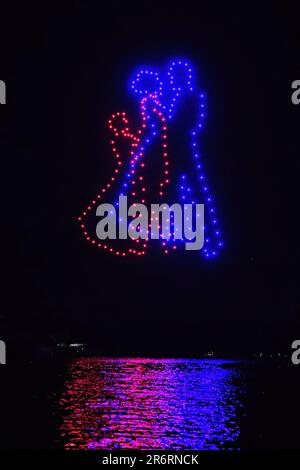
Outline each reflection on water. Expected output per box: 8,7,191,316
59,358,246,450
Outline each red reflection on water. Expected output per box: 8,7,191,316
59,358,245,450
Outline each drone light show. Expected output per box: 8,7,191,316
77,59,223,259
2,3,300,460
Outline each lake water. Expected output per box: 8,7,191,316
58,358,247,450
0,356,298,450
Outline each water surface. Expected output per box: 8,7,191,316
59,358,246,450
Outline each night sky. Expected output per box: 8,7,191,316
1,2,299,356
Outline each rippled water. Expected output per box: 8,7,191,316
58,358,246,450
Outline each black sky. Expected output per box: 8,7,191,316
1,2,299,356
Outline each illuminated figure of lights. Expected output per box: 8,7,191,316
77,59,223,259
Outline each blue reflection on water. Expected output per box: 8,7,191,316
59,358,246,450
